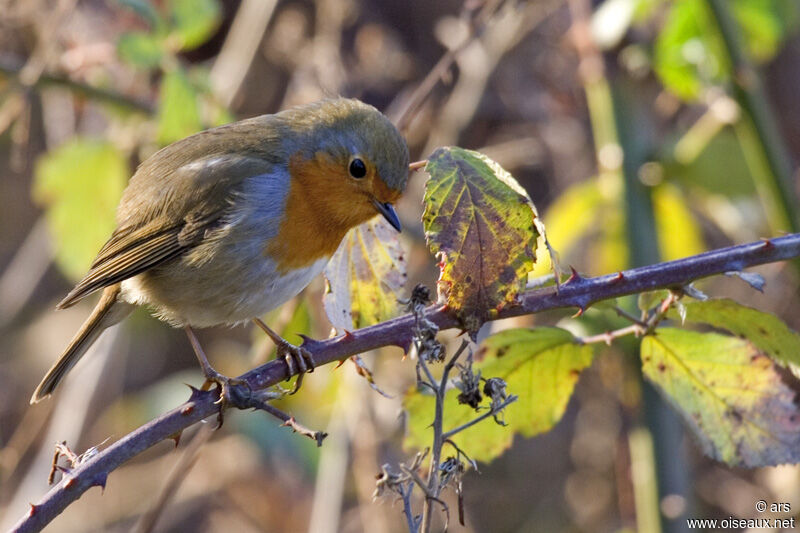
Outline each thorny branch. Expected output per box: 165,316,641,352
13,233,800,532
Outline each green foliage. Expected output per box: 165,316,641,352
117,0,220,59
323,216,407,331
654,0,799,100
654,0,728,100
642,328,800,466
422,147,540,332
117,32,164,68
404,328,593,463
33,139,127,281
168,0,221,51
156,68,202,145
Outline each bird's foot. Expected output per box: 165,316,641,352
252,318,315,394
201,370,252,426
276,339,315,394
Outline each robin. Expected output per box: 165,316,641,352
31,97,409,404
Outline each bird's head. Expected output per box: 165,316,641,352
280,98,409,232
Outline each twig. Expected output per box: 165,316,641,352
441,395,518,441
13,233,800,532
706,0,799,233
390,0,506,132
0,58,154,115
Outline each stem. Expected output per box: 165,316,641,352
706,0,799,233
441,395,518,441
13,234,800,532
419,354,444,533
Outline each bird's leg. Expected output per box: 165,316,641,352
252,318,315,394
184,326,249,411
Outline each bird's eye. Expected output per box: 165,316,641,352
348,158,367,179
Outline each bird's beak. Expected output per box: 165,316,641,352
372,198,402,232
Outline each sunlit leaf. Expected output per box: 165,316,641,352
653,183,705,260
667,299,800,367
117,32,163,68
157,68,202,145
423,147,540,333
642,329,800,466
33,139,127,280
168,0,221,50
323,216,407,332
530,180,603,277
404,328,593,463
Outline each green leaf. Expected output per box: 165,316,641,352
156,68,202,145
642,329,800,466
117,32,164,68
654,0,728,101
733,0,797,61
653,0,796,100
423,147,540,333
404,328,593,463
323,216,407,332
168,0,221,50
667,299,800,367
33,139,128,281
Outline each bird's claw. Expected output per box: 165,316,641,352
201,371,251,425
277,341,315,394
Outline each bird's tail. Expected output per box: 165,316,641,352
30,284,133,403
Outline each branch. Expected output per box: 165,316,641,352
13,233,800,532
0,58,155,115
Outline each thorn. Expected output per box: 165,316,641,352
334,359,347,369
92,473,108,492
186,384,204,402
181,405,194,416
397,338,412,353
567,266,582,283
342,330,355,340
168,431,183,448
64,477,76,489
761,238,774,249
297,334,323,350
572,307,585,318
614,271,624,282
28,504,37,518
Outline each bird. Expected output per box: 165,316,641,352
31,97,409,404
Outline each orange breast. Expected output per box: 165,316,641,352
265,152,367,272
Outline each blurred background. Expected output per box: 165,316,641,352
1,0,800,531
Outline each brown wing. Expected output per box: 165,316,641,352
57,152,279,309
